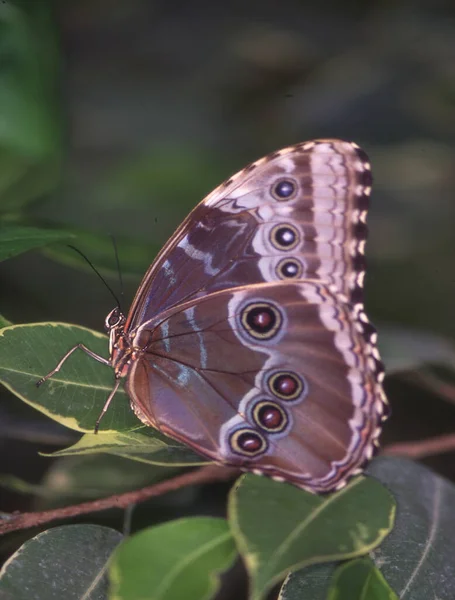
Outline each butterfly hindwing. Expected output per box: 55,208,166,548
126,280,385,493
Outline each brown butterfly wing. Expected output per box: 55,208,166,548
125,140,372,332
125,281,386,493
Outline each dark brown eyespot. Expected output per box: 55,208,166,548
230,428,267,456
270,223,300,250
252,401,288,433
276,257,303,279
268,371,304,401
271,178,297,201
241,302,282,340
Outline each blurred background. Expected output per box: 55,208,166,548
0,0,455,578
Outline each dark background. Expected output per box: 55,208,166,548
1,0,455,579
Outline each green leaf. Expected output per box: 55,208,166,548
378,325,455,373
0,524,123,600
229,473,395,600
0,225,72,261
369,457,455,598
49,430,206,467
0,454,182,505
326,558,398,600
279,558,398,600
0,313,12,327
0,322,205,465
0,322,138,432
109,517,237,600
0,473,42,496
0,1,62,210
279,457,455,600
40,453,181,502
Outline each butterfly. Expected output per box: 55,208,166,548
38,139,388,494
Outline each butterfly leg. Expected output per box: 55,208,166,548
36,344,110,387
94,378,122,433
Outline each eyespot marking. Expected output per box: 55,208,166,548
270,223,300,250
252,401,288,433
276,257,303,279
271,178,297,201
268,371,305,401
241,302,282,340
230,428,267,457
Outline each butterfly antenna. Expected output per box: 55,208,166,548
110,235,125,311
67,245,122,310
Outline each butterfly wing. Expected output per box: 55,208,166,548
125,281,386,493
126,140,372,331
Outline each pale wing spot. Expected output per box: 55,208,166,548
359,211,368,224
372,347,381,360
356,272,365,287
355,184,364,196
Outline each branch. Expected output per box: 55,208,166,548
382,432,455,459
0,464,238,536
409,371,455,406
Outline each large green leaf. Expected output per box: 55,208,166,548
280,557,399,600
0,525,123,600
0,224,72,261
0,322,205,465
229,472,395,600
325,558,398,600
49,430,206,467
10,454,182,506
0,322,137,432
279,457,455,600
109,517,237,600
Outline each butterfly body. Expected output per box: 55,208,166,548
41,139,388,494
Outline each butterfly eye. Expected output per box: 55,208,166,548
276,257,303,279
271,178,297,201
105,308,122,331
241,302,282,340
268,371,304,401
270,223,300,250
230,428,267,456
252,401,288,433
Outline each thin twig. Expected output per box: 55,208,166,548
408,371,455,406
0,465,238,536
382,433,455,459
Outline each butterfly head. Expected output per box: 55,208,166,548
105,307,127,360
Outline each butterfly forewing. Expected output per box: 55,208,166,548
125,140,372,332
